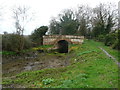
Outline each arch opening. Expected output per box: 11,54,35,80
57,40,68,53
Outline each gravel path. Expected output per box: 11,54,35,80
99,47,120,67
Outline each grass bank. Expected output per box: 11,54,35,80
2,40,119,88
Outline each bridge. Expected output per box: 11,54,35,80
43,35,84,45
43,35,84,53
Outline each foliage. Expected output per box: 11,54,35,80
42,78,54,85
0,51,16,55
92,3,116,38
32,45,53,52
49,18,60,35
30,26,48,46
23,36,32,49
59,9,78,35
48,3,117,40
94,29,119,50
111,30,120,50
49,9,78,35
3,40,119,88
104,33,116,46
61,19,78,35
2,34,21,52
112,39,120,50
97,35,105,42
2,33,32,52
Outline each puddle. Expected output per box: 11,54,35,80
24,66,33,70
24,62,41,70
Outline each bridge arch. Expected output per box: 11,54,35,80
57,40,69,53
55,39,73,44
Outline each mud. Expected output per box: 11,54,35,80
2,52,71,78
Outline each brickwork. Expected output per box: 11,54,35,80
43,35,84,45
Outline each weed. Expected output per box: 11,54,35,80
2,40,119,88
42,78,54,85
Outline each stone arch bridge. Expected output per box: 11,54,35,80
43,35,84,45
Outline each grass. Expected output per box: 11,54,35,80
32,45,53,51
0,51,17,55
2,40,119,88
87,40,120,61
1,45,53,55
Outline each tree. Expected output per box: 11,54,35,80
12,5,33,51
75,5,92,37
49,17,60,35
49,9,78,35
92,3,116,38
12,5,32,35
30,26,48,46
59,9,78,35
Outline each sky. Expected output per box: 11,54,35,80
0,0,119,35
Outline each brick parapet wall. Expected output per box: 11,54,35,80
43,35,84,45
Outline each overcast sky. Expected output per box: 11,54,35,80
0,0,119,35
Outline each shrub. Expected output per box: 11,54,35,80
104,33,116,46
30,26,48,46
97,35,105,42
23,36,32,49
112,39,120,50
112,30,120,50
2,34,21,52
2,33,32,52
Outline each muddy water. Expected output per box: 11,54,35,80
2,52,71,78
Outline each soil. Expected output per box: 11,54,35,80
2,52,72,78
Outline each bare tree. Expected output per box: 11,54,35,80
12,5,32,35
12,5,33,51
75,5,92,37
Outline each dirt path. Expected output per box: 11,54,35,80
99,47,120,67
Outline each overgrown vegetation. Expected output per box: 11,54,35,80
1,2,119,89
47,3,119,50
2,40,119,88
30,26,48,46
2,3,119,52
2,26,48,54
96,30,120,50
2,34,32,52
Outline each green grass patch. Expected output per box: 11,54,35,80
1,51,16,55
32,45,53,51
2,45,53,55
2,40,118,88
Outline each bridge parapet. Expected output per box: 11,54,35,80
43,35,84,45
